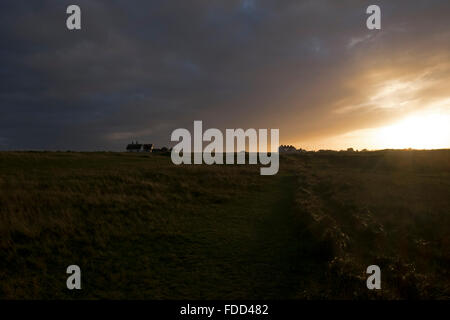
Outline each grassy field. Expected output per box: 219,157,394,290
0,150,449,299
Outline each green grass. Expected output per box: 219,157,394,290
0,150,449,299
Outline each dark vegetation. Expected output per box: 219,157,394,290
0,150,449,299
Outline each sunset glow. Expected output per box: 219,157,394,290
375,112,450,149
296,108,450,151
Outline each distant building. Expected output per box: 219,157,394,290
143,144,154,152
279,145,298,153
152,147,169,153
126,141,143,152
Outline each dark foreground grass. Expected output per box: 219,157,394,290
289,150,450,299
0,150,449,299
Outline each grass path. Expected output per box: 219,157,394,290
235,173,328,299
236,174,315,299
70,172,327,299
114,173,327,299
65,172,325,299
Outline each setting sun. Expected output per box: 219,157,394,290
296,109,450,151
376,112,450,149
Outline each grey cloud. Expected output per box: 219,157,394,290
0,0,449,150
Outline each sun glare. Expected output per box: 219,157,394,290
298,109,450,151
376,113,450,149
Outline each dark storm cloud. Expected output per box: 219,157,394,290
0,0,449,150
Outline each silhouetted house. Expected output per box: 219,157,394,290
152,146,169,153
143,144,154,152
126,141,143,152
279,145,298,153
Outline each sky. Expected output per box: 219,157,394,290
1,0,449,151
